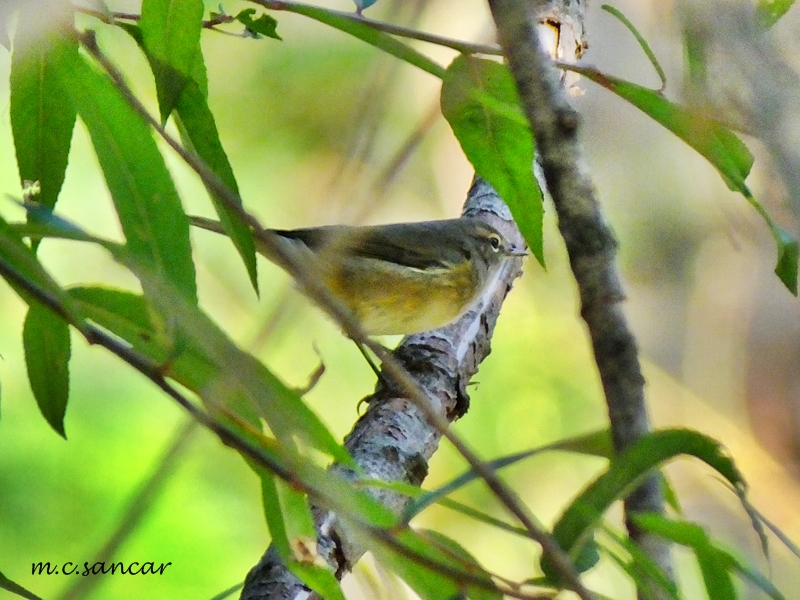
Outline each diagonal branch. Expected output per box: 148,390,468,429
240,178,594,600
487,0,674,595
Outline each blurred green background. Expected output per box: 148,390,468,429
2,0,800,598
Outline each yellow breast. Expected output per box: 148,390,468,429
323,257,479,335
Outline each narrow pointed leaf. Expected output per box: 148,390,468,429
140,0,204,121
548,429,745,575
599,523,681,600
10,21,77,252
635,513,786,600
175,82,259,293
442,55,545,264
259,470,345,600
632,515,735,600
367,528,501,600
14,210,333,459
23,304,71,438
68,284,348,464
52,49,198,304
574,66,798,293
601,5,666,89
281,4,444,78
117,21,257,293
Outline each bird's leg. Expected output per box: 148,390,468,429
354,339,383,381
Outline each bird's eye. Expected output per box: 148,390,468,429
489,234,502,252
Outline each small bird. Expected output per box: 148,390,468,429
190,216,526,336
352,0,379,16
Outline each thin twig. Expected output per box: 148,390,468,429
248,0,502,55
75,6,236,30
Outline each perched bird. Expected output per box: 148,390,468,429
190,216,526,336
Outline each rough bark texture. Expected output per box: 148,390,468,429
487,0,674,596
240,177,525,600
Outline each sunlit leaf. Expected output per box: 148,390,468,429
115,20,255,292
11,209,341,463
69,283,348,464
140,0,204,121
9,20,77,252
442,55,545,265
23,304,71,438
259,470,345,600
51,49,198,305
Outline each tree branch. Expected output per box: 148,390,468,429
240,178,594,600
487,0,674,595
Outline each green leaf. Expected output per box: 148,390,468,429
52,49,198,305
279,4,445,78
67,284,348,464
403,429,611,520
573,66,798,294
598,523,681,600
0,568,42,600
259,470,345,600
601,4,666,90
441,55,545,265
577,70,753,190
140,0,204,122
756,0,796,28
175,82,259,294
548,429,746,577
0,214,83,328
23,304,71,438
369,528,501,600
287,564,344,600
235,8,281,40
260,471,307,557
770,222,798,294
9,20,77,252
632,515,735,600
116,19,256,294
635,513,787,600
